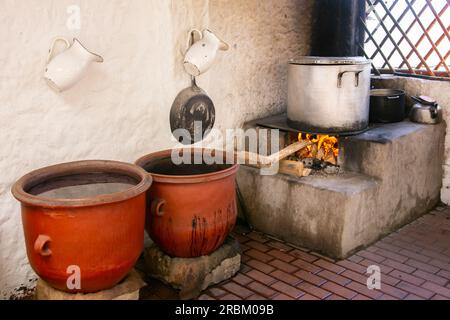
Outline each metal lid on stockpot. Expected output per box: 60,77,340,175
289,56,371,65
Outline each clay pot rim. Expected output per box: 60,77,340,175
135,148,239,184
11,160,152,208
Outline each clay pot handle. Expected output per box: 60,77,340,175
34,235,52,257
151,198,166,217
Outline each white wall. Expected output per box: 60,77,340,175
0,0,312,298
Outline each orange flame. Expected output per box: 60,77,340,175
297,133,339,163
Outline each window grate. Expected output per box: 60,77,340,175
362,0,450,79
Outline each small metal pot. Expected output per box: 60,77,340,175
369,89,406,123
410,96,443,124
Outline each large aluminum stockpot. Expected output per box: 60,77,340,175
287,56,371,134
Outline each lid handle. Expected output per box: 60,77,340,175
412,95,437,106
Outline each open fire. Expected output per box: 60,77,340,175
296,133,339,165
283,133,340,171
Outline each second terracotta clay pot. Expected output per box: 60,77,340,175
135,149,239,258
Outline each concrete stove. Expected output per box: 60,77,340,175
237,119,445,259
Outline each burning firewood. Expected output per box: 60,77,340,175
278,160,314,177
316,147,325,160
296,132,339,164
232,140,312,168
297,147,310,158
302,168,312,176
310,144,318,158
324,153,337,165
278,160,304,177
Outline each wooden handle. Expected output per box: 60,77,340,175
232,140,311,168
266,140,310,164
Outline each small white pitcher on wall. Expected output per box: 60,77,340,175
183,29,229,77
44,37,103,92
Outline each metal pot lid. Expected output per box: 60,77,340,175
289,56,371,65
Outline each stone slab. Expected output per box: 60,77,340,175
144,237,241,300
282,171,379,194
345,120,431,144
35,269,146,300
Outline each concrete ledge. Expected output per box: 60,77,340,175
238,168,379,258
293,172,379,195
346,121,434,144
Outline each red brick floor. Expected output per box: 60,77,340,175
141,205,450,300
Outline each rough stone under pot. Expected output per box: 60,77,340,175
143,236,241,300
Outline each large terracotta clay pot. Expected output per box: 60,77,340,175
135,149,239,258
11,160,152,293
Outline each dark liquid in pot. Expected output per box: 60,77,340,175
144,157,232,176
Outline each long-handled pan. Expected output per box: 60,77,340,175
169,75,215,145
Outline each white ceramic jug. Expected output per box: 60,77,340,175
183,29,229,76
44,37,103,92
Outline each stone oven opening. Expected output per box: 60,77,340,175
287,133,340,174
245,114,346,177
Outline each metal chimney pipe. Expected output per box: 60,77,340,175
310,0,366,57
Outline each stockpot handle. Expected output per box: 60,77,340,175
151,198,166,217
34,234,52,257
337,70,363,88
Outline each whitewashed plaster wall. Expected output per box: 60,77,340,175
372,76,450,205
0,0,313,298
